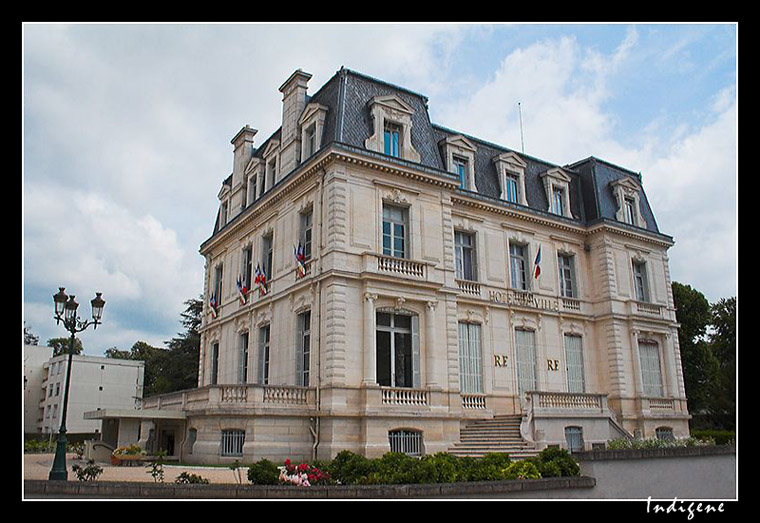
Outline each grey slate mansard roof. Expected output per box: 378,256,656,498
217,66,668,240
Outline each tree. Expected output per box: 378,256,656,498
24,322,40,345
672,282,720,423
162,297,202,393
104,297,202,396
47,336,84,357
709,297,736,430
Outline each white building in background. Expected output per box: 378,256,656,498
24,344,53,435
88,67,689,465
26,348,145,438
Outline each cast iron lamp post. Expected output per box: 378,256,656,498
48,287,105,481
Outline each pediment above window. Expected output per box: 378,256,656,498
368,95,415,117
261,139,280,160
298,102,329,127
244,157,262,175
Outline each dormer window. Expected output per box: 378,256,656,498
440,135,477,191
493,152,528,206
247,173,257,205
384,122,401,157
453,155,468,189
299,102,328,163
624,197,636,225
540,167,573,219
611,176,646,228
552,186,565,216
304,124,316,158
505,174,519,203
220,201,228,227
365,95,421,163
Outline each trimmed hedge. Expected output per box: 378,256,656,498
246,448,580,486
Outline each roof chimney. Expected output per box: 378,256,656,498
278,69,312,176
231,125,257,188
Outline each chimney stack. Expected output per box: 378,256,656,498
230,125,257,188
278,69,312,177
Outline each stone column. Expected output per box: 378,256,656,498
630,330,644,397
362,292,378,385
664,333,679,397
425,300,438,388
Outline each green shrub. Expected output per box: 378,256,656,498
71,460,103,482
525,457,562,478
327,450,378,485
690,429,735,445
175,472,210,484
535,447,580,477
464,453,512,482
247,459,280,485
419,452,468,483
368,452,427,485
502,460,541,480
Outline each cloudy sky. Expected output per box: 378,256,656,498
22,23,737,356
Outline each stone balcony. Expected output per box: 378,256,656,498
141,384,317,416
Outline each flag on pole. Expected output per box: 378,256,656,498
533,245,542,280
209,292,218,318
236,274,248,304
294,243,306,277
254,263,268,296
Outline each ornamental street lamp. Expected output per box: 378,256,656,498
48,288,105,481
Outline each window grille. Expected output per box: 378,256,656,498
388,429,422,456
221,429,245,457
655,427,674,441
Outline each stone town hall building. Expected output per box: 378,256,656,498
89,67,689,465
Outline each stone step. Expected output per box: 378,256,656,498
448,416,537,460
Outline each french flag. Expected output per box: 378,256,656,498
534,245,542,280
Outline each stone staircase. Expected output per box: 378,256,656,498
448,415,538,459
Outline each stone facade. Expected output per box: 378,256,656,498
127,68,689,465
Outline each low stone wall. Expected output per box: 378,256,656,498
24,476,596,499
574,445,736,499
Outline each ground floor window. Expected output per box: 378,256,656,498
655,427,674,441
221,429,245,457
565,426,584,452
388,429,422,456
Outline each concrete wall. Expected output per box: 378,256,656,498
574,446,736,499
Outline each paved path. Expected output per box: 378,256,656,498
24,453,248,484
